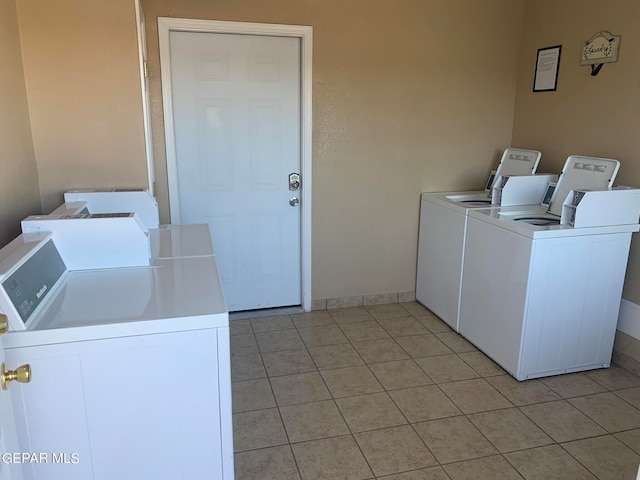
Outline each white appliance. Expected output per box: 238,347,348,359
440,147,543,205
61,189,159,230
458,155,640,380
0,232,233,479
21,213,150,270
416,147,546,331
50,190,214,260
25,213,215,262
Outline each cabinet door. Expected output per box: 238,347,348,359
6,348,94,480
82,330,222,479
7,329,222,480
0,333,25,480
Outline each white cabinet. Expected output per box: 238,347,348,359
5,327,232,480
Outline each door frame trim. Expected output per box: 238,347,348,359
158,18,313,311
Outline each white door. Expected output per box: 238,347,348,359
0,324,25,480
165,30,302,311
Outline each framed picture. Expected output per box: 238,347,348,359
533,45,562,92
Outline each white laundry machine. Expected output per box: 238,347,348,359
416,147,547,331
42,188,215,260
60,189,159,230
24,213,215,262
0,232,233,479
458,155,640,380
435,147,543,205
21,213,150,270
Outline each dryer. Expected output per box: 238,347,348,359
0,232,233,479
458,155,640,380
24,214,215,262
45,187,214,260
416,147,546,330
60,189,215,259
60,189,159,230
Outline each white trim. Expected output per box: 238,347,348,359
134,0,155,194
618,299,640,340
157,18,313,311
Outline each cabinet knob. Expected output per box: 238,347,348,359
0,314,7,336
1,363,31,390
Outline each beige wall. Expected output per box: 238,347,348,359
143,0,526,300
15,0,148,213
6,0,637,307
3,0,637,308
511,0,640,304
0,0,41,247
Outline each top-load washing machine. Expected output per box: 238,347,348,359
458,155,640,380
416,147,552,331
0,231,233,479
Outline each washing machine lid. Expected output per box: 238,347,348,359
547,155,620,216
493,148,542,180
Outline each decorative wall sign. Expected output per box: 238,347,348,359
533,45,562,92
580,31,621,76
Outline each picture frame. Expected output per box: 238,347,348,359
533,45,562,92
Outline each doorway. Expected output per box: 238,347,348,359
158,19,312,312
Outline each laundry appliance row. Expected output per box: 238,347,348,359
417,148,554,331
44,188,215,260
0,189,233,479
417,151,640,380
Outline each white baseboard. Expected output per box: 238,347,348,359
618,299,640,340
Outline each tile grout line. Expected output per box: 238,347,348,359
290,310,375,479
335,304,439,478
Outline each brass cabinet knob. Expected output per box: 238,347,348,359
0,314,7,336
1,363,31,391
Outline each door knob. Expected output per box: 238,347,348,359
289,197,299,206
0,314,7,336
1,363,31,390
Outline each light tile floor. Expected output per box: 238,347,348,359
230,302,640,480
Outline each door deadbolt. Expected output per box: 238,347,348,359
289,173,301,191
